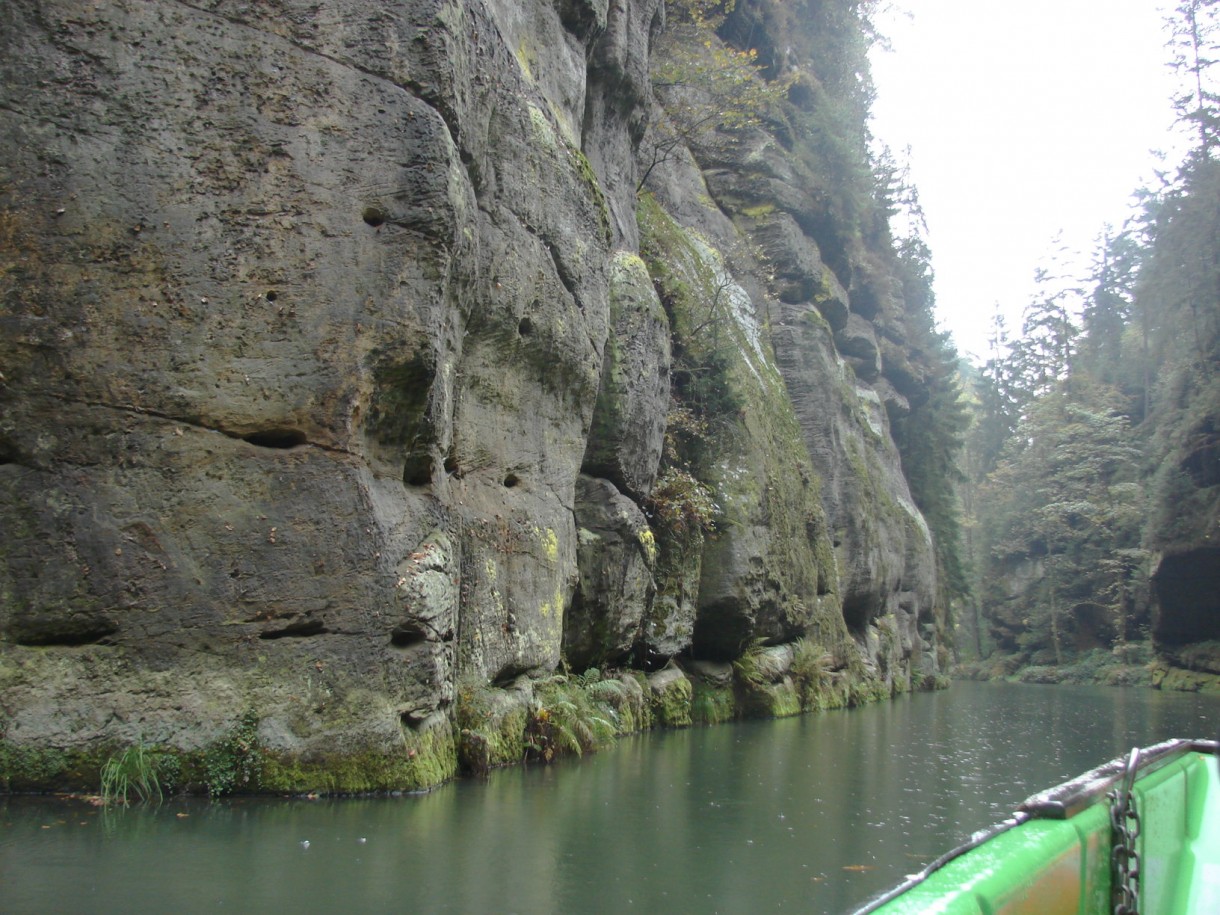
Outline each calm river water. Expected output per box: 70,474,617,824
2,682,1218,914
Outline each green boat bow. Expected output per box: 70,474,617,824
856,738,1220,914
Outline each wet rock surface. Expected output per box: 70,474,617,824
0,0,946,787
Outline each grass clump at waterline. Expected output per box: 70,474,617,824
457,668,658,776
29,650,928,796
100,742,179,805
690,680,734,725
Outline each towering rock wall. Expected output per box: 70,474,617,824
1143,162,1220,679
0,0,945,789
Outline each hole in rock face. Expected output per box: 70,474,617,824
518,317,534,336
503,473,520,488
259,619,327,640
492,664,529,687
362,206,387,227
403,453,433,487
840,593,875,635
10,616,118,647
691,598,754,662
787,80,815,111
400,710,428,729
244,429,307,449
1152,548,1220,645
265,290,278,302
391,622,428,648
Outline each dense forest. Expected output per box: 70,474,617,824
953,0,1220,689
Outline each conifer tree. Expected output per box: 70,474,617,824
981,384,1144,661
1169,0,1220,160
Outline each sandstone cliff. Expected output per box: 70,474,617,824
0,0,948,791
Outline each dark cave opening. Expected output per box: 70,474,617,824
1152,548,1220,645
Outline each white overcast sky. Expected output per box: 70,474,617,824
869,0,1184,361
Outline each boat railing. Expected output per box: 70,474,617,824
852,738,1220,914
1019,738,1218,820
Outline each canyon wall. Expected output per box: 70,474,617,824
0,0,947,790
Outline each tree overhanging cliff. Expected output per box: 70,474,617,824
0,0,963,793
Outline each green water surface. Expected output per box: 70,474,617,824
2,682,1217,914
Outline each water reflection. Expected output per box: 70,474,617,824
1,683,1216,914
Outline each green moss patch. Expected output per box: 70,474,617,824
260,729,457,795
689,680,735,725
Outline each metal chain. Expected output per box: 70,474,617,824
1109,748,1142,915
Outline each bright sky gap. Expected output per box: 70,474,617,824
869,0,1184,361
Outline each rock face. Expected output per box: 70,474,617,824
1148,380,1220,649
0,0,945,787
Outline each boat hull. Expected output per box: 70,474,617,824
858,739,1220,914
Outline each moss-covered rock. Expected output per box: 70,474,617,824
454,680,533,776
647,664,693,728
582,251,672,499
689,679,736,725
1151,662,1220,693
566,477,656,669
637,194,843,660
737,677,803,719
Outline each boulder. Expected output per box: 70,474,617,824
565,476,656,669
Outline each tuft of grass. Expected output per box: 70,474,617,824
690,681,735,725
100,743,174,805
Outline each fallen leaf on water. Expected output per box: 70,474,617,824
176,813,189,818
842,865,875,872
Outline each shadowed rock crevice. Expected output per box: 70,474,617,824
841,593,874,635
259,619,328,639
390,622,430,648
6,611,119,647
1181,419,1220,488
243,429,308,449
366,352,444,487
